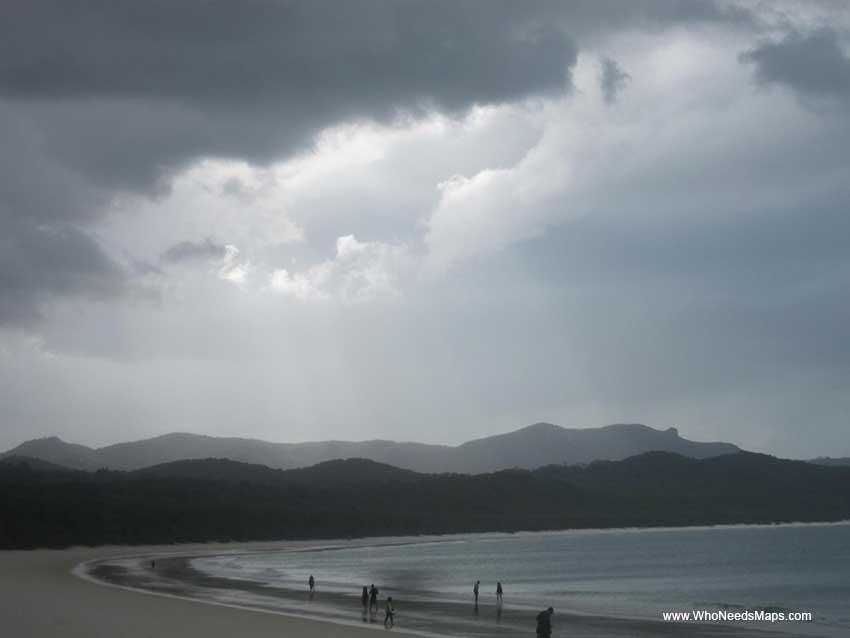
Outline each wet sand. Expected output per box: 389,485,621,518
63,540,801,638
0,536,814,638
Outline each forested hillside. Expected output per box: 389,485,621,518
2,452,848,549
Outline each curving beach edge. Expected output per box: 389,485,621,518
0,536,801,638
2,540,414,638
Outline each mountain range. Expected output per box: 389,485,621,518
1,422,741,474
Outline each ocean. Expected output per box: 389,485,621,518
191,522,850,637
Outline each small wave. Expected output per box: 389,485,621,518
258,567,282,576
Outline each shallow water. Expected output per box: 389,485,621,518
192,523,850,637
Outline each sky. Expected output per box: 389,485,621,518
1,1,848,458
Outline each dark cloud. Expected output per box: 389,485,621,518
0,102,125,326
0,1,581,323
0,101,127,325
0,0,754,328
1,2,571,105
161,239,228,264
0,1,577,193
600,57,631,104
740,28,850,99
0,1,750,194
0,222,125,325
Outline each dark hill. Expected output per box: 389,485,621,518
130,457,284,482
3,437,99,470
2,451,849,549
131,457,420,485
809,457,850,467
0,455,76,473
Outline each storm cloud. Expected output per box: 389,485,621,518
0,0,581,323
740,28,850,99
0,1,577,192
0,1,848,460
599,57,631,104
161,239,229,264
0,222,125,325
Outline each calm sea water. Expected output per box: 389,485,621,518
193,523,850,637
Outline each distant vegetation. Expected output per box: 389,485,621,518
809,457,850,467
1,452,849,549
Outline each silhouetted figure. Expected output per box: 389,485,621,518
150,560,156,569
308,575,315,593
473,580,480,605
369,584,379,613
496,581,503,604
536,607,554,638
384,596,395,627
361,586,369,612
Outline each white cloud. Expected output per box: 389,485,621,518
100,158,304,264
269,235,410,302
268,267,329,301
424,29,846,271
217,245,251,285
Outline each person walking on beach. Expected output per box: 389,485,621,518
308,575,315,593
536,607,554,638
361,586,369,612
473,580,480,605
384,596,395,628
496,581,503,604
369,584,379,613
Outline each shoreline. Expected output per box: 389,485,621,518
0,541,397,638
2,527,835,638
74,536,799,638
73,555,439,638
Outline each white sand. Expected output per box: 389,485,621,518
0,541,410,638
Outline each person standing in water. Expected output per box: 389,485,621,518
369,584,379,613
361,586,369,613
536,607,554,638
384,596,394,628
308,575,315,593
496,581,503,604
473,580,480,605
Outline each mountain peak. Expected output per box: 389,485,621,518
520,422,563,432
22,435,65,445
1,435,98,470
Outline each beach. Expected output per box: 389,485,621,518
0,537,802,638
1,540,414,638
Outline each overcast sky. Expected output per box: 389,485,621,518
1,1,848,458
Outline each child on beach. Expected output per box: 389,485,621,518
384,596,394,627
